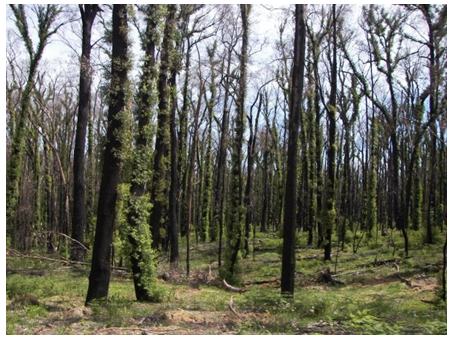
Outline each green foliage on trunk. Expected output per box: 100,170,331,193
116,184,166,302
150,4,178,248
322,105,337,246
221,204,246,284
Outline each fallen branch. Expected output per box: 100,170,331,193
331,268,375,278
223,279,246,293
7,269,52,276
54,232,91,253
228,296,243,320
393,263,413,287
243,278,279,286
371,256,412,267
302,254,320,260
7,250,127,271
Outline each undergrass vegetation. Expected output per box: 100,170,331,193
6,228,447,334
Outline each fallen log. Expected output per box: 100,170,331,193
223,279,246,293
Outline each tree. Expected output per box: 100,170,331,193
71,4,101,261
361,5,409,254
322,4,337,261
126,4,162,301
149,4,177,250
200,41,218,243
213,5,240,265
221,4,251,284
281,4,306,296
185,73,204,275
306,6,330,248
403,5,447,244
7,4,64,247
86,4,130,304
244,90,263,256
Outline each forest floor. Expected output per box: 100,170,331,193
6,229,447,335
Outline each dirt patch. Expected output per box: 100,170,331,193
296,320,350,335
353,275,400,286
411,277,438,292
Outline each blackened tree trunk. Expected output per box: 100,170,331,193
71,4,100,262
214,45,233,266
86,4,129,305
200,42,217,243
186,82,204,276
178,41,191,238
244,92,262,256
281,4,306,296
169,54,179,268
261,127,270,233
306,19,327,249
443,239,447,301
323,4,337,261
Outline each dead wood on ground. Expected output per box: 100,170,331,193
222,279,246,293
316,268,345,286
228,296,243,320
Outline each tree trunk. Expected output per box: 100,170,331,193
281,4,306,296
200,42,217,243
71,4,100,261
169,60,179,268
86,4,129,304
323,4,337,261
214,46,233,266
244,93,262,256
149,4,177,250
223,4,250,283
126,5,161,301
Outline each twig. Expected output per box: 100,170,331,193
54,232,91,253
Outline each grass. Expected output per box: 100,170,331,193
6,228,447,334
